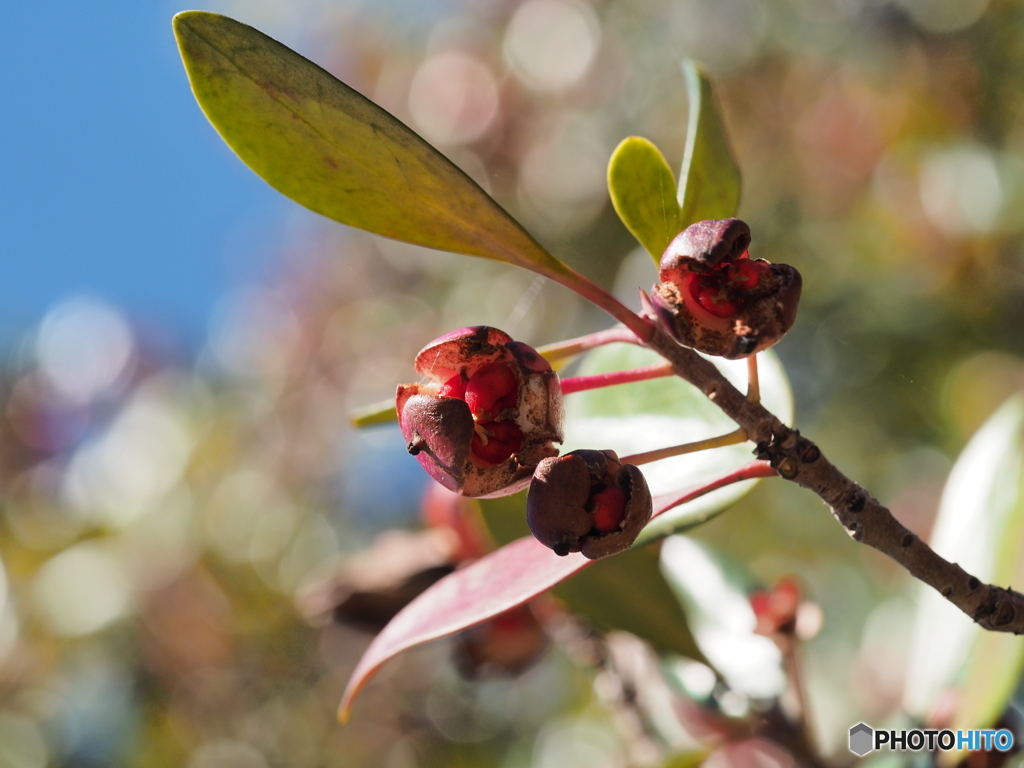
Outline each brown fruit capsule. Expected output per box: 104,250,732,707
526,449,653,560
397,326,564,498
651,218,802,359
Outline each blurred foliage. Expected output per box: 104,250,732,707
4,0,1024,765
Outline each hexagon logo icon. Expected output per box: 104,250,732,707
849,723,874,757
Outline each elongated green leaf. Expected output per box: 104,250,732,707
173,12,573,279
904,394,1024,745
677,61,741,227
561,344,792,543
479,493,704,661
608,137,681,264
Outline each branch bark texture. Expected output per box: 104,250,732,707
643,324,1024,635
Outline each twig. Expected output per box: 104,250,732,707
643,324,1024,635
747,355,760,403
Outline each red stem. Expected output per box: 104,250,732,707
559,363,673,395
651,461,779,518
537,327,645,363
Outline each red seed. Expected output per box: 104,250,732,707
470,420,524,465
727,259,770,291
465,363,519,418
690,276,739,318
438,374,466,400
589,485,626,532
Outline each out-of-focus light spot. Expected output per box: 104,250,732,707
0,714,48,768
919,145,1002,235
670,658,716,699
33,543,131,636
504,0,601,91
795,602,824,640
208,286,302,391
113,487,196,593
277,514,340,592
716,688,749,718
533,715,623,768
518,130,608,231
425,680,506,743
408,51,499,146
248,504,301,566
36,297,134,404
203,470,288,563
896,0,989,33
669,0,764,72
62,380,195,527
187,740,269,768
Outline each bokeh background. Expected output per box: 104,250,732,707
3,0,1024,765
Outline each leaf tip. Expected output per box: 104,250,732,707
338,669,371,724
171,9,204,35
337,701,352,725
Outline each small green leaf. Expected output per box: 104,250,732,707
561,344,792,543
479,493,704,661
172,12,575,281
608,137,681,264
677,60,741,228
904,394,1024,740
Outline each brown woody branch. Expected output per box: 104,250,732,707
642,324,1024,635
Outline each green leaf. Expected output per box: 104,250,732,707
608,137,681,264
561,344,792,543
677,60,742,228
904,393,1024,735
172,12,574,280
479,493,704,661
660,535,785,698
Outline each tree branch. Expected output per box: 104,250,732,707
642,324,1024,635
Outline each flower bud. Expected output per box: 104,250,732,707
397,326,564,498
651,219,802,359
526,449,652,559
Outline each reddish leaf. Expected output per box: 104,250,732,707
338,461,776,721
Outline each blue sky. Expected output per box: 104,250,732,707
0,1,290,350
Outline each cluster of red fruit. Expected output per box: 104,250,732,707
396,220,802,559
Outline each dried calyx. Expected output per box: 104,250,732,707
397,326,564,498
651,218,802,359
527,449,652,559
